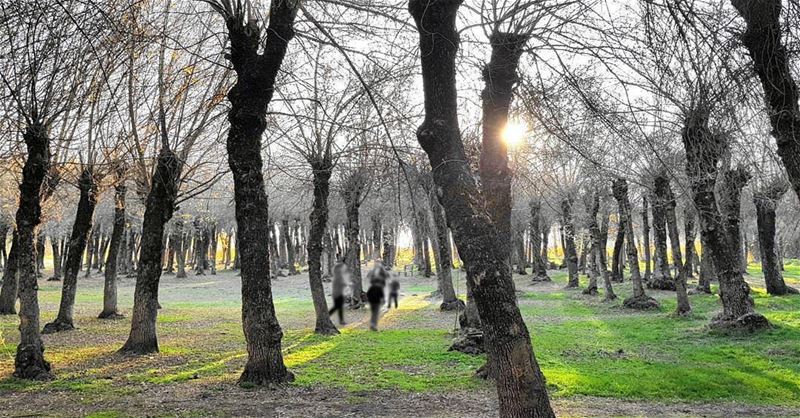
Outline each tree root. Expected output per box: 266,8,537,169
622,295,660,310
41,320,75,334
448,327,484,355
647,278,676,291
709,312,771,333
98,311,125,320
440,299,465,311
13,344,53,380
582,286,598,296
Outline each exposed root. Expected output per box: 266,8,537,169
97,311,125,320
582,286,598,296
13,344,54,381
622,295,660,310
648,278,676,291
709,312,771,333
439,299,465,311
448,327,484,355
41,320,75,334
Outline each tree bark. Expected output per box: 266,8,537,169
754,181,795,295
409,2,554,414
650,175,675,290
0,232,20,314
280,219,297,275
656,175,691,315
99,182,127,319
731,0,800,200
427,175,460,309
614,179,658,310
306,156,338,335
342,170,365,306
213,0,297,384
382,225,395,268
641,196,652,282
43,168,98,333
528,200,549,281
562,198,579,288
611,215,625,283
13,122,54,380
719,167,750,272
119,147,180,354
682,111,769,331
49,236,62,281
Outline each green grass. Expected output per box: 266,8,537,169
2,266,800,412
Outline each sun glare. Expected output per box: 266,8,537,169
502,121,527,147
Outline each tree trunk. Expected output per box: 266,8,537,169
342,171,365,307
209,222,218,275
427,176,460,309
306,157,338,335
409,3,554,413
529,200,549,281
731,0,800,200
683,206,697,280
174,219,187,278
682,111,769,331
562,198,579,288
48,236,61,281
213,0,297,385
657,175,691,315
119,146,181,354
642,196,652,282
595,197,616,300
382,225,395,268
582,194,600,296
281,219,296,275
43,169,98,333
611,216,625,283
0,232,20,314
754,181,795,295
719,167,750,273
99,183,127,319
613,179,659,310
650,176,674,290
13,122,54,380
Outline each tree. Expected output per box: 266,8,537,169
753,179,796,295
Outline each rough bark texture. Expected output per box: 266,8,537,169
43,168,98,333
684,206,697,280
614,179,659,310
0,233,20,314
754,181,795,295
657,175,691,315
528,200,549,282
426,174,461,310
14,122,54,380
650,174,675,290
562,198,579,288
342,170,365,307
641,196,652,282
99,182,127,319
682,111,769,332
586,193,615,299
214,0,297,385
120,148,180,354
280,219,297,275
611,215,625,283
719,167,750,271
409,2,554,414
306,157,338,335
731,0,800,200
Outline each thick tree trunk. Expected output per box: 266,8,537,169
13,122,54,380
49,236,61,281
697,232,715,294
754,182,795,295
43,169,98,333
209,222,218,275
657,175,691,315
731,0,800,200
719,167,750,272
194,220,209,276
650,176,675,290
595,198,616,300
409,3,553,414
119,147,180,354
614,179,659,310
174,219,187,278
562,198,579,288
682,111,769,331
306,157,338,335
214,0,297,385
342,171,365,307
382,226,395,268
99,183,127,319
684,206,697,280
611,217,625,283
582,194,601,296
281,219,297,275
515,228,528,275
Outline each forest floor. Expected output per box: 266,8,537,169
2,263,800,417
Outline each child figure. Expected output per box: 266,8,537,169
387,275,399,309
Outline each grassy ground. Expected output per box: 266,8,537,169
1,264,800,417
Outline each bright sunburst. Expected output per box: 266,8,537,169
502,121,527,147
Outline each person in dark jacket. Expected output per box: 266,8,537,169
366,264,388,330
387,276,400,309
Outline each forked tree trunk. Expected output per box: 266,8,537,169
562,198,579,288
99,182,127,319
613,179,659,310
120,147,181,354
306,157,338,335
13,122,54,380
650,175,675,290
44,168,98,333
754,181,795,295
682,111,769,331
409,3,554,414
656,175,691,315
212,0,297,385
732,0,800,201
